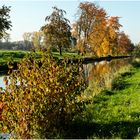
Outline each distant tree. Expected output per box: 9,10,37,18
31,31,44,51
117,32,132,55
132,42,140,56
22,32,32,50
0,6,12,39
41,6,71,55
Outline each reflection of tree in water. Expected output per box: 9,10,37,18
83,59,130,97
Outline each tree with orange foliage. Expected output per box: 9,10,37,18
73,2,107,55
107,16,122,55
117,32,132,55
73,2,133,57
96,16,122,57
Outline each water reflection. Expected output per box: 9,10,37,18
0,58,132,93
84,58,131,97
0,76,5,88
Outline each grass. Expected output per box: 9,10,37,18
0,50,29,65
62,58,140,139
0,50,81,65
0,50,81,72
52,51,82,59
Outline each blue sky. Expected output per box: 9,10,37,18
0,0,140,44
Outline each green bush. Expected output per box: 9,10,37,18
1,52,86,138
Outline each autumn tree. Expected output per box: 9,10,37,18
73,2,133,57
41,7,71,55
88,6,107,56
93,16,123,57
0,6,12,39
73,2,107,55
107,16,122,55
117,32,133,55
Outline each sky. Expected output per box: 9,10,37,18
0,0,140,44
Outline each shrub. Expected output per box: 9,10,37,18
1,52,86,138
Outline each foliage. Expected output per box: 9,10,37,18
0,52,86,138
41,7,72,55
22,31,45,51
132,43,140,56
72,2,132,57
22,32,33,50
0,6,12,39
72,2,107,55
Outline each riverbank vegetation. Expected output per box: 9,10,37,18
74,59,140,139
0,52,86,138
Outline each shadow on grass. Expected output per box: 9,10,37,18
64,120,140,139
111,70,134,91
131,60,140,68
121,71,134,78
112,78,131,90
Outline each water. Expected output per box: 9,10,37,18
0,75,5,88
83,58,131,97
0,58,131,91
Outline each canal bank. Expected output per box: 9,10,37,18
69,58,140,139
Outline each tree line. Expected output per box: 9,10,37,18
0,2,136,57
41,2,134,56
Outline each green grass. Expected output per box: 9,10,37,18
0,50,81,65
52,52,82,59
0,50,82,73
63,59,140,139
0,50,29,65
0,51,80,72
